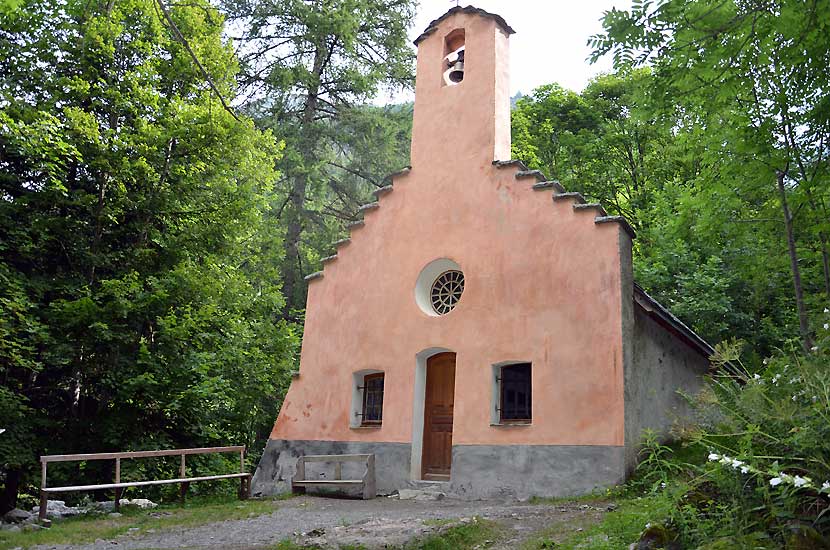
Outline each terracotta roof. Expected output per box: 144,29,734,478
414,5,516,45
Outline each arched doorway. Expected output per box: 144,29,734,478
421,352,456,480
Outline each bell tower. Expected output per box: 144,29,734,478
410,6,514,170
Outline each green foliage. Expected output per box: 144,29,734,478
632,430,690,494
223,0,417,315
406,518,498,550
0,0,298,509
590,0,830,352
555,494,674,550
615,333,830,547
678,335,830,543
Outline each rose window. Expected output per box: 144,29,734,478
430,270,465,315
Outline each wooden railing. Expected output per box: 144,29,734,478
38,446,251,522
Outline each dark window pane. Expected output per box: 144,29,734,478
362,373,384,425
500,363,531,421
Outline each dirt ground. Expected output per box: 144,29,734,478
30,495,610,550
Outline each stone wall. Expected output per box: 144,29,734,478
624,306,710,471
252,439,625,500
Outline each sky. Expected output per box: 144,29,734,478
376,0,632,103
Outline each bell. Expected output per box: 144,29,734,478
448,60,464,83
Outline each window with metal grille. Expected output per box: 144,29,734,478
499,363,532,422
361,373,384,426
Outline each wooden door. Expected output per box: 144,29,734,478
422,352,456,480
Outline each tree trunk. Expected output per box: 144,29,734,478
819,234,830,299
776,171,813,352
280,43,326,316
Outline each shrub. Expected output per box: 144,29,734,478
661,324,830,547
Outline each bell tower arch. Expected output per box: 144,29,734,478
410,7,514,170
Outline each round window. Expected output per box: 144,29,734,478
430,270,465,315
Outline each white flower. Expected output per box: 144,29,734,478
772,374,781,385
824,308,829,313
770,477,783,487
730,459,744,469
763,358,769,365
740,466,750,474
792,395,798,402
708,453,720,461
753,374,761,380
822,481,830,491
660,482,666,488
812,346,819,352
793,476,811,488
825,323,829,330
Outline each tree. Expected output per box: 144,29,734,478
0,0,297,510
222,0,417,316
590,0,830,352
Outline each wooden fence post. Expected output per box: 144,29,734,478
180,453,188,504
238,448,247,500
114,458,122,512
38,459,48,522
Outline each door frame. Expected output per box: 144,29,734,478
410,347,454,481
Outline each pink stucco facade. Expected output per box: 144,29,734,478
253,6,710,500
272,10,626,449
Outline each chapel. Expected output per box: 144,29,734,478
252,5,712,500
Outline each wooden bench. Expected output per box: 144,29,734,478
292,454,376,499
38,446,252,522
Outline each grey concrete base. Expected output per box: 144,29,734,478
251,439,411,497
448,444,626,500
253,439,625,501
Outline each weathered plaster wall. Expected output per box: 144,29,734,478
449,444,626,500
625,306,710,469
270,10,627,452
254,9,631,499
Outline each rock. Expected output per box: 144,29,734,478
415,492,445,501
93,498,157,512
606,503,618,512
1,524,21,532
398,489,445,501
109,512,122,518
125,498,156,509
635,522,680,549
3,508,32,524
785,525,830,549
31,500,87,519
22,523,44,532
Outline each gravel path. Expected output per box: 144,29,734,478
30,495,609,550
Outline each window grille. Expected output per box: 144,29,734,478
499,363,532,422
359,373,384,426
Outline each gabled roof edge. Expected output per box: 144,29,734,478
633,283,715,360
414,5,516,45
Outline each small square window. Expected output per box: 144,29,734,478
361,373,384,426
499,363,531,423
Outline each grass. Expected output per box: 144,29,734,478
0,494,289,550
406,517,499,550
531,494,673,550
